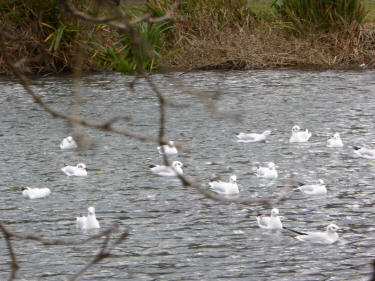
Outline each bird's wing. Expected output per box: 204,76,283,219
299,185,317,193
237,133,257,141
209,181,229,193
296,232,328,243
76,217,87,229
257,216,271,228
283,227,307,235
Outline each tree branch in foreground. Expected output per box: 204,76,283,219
0,221,129,281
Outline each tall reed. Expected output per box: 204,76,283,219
272,0,368,33
90,20,174,73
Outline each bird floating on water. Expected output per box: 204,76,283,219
62,163,88,177
289,125,311,143
353,146,375,160
297,179,327,195
76,206,100,230
22,187,51,199
287,224,342,244
150,161,185,177
157,141,178,155
236,130,273,143
256,162,278,179
209,174,239,195
256,208,283,229
327,133,343,148
60,136,77,150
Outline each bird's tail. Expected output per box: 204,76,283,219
283,226,306,235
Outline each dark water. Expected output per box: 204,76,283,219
0,69,374,280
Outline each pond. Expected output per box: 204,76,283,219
0,69,374,280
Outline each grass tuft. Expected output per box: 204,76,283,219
272,0,368,34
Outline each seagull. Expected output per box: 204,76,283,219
209,174,239,195
327,133,343,148
61,163,87,177
297,179,327,195
288,224,342,244
76,206,100,230
289,125,311,143
157,141,178,155
60,136,78,150
256,208,283,229
256,162,278,179
149,161,185,177
22,187,51,199
353,146,375,160
236,130,272,143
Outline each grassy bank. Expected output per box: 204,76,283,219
163,0,375,70
0,0,374,75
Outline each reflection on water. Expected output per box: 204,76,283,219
0,69,374,280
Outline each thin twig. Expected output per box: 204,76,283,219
0,221,128,281
0,223,19,281
68,230,129,281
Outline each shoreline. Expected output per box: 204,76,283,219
1,1,374,76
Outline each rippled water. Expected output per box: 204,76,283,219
0,69,375,280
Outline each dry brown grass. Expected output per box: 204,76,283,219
162,1,375,71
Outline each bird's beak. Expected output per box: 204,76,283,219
182,164,187,168
337,227,344,231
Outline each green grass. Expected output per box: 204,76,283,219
271,0,368,33
246,0,375,23
364,0,375,22
246,0,277,21
90,21,174,73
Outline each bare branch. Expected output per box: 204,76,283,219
175,173,294,207
6,223,122,246
145,74,170,166
62,2,122,25
0,223,19,281
0,221,129,281
62,0,180,32
68,229,129,281
131,0,181,24
164,72,243,121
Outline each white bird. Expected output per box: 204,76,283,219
76,206,100,230
256,208,283,229
256,162,278,179
297,179,327,195
236,130,272,143
327,133,343,148
22,187,51,199
293,224,342,244
62,163,87,177
60,136,78,150
289,125,312,143
353,146,375,160
157,141,178,155
209,175,239,195
149,161,184,177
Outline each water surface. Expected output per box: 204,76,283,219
0,69,374,280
